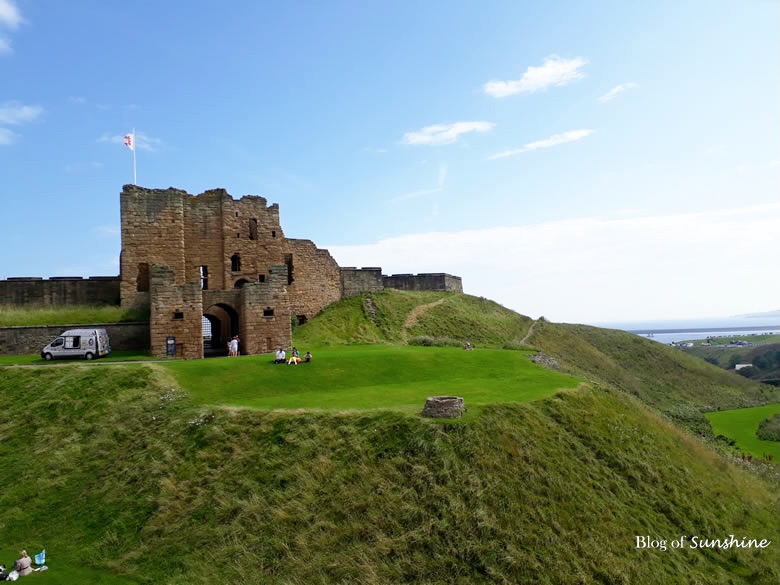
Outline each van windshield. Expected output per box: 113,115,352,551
51,337,64,347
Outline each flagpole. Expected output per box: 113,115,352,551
132,128,137,184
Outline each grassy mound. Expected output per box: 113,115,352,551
293,290,533,348
0,366,777,584
161,346,580,413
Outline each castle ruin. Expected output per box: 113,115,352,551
119,185,462,358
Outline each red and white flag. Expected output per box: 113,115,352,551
123,133,135,151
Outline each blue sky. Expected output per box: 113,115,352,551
1,0,778,323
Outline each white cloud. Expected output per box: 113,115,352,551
402,121,494,146
97,131,163,152
0,101,43,124
0,0,22,54
0,126,16,145
69,96,87,104
325,204,780,323
483,56,588,98
0,0,22,28
599,82,639,102
488,129,593,160
390,163,448,202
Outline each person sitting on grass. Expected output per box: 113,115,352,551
287,347,301,365
303,351,312,363
14,550,32,577
274,348,286,364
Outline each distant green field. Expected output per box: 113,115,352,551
683,333,780,346
0,305,148,327
706,404,780,461
162,346,581,413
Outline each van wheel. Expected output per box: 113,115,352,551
85,352,95,360
44,353,53,361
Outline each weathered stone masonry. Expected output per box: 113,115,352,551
0,276,119,306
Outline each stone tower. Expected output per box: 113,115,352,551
120,186,342,358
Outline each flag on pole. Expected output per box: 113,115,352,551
123,133,135,151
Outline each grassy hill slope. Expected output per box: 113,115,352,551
294,292,778,434
1,365,777,584
293,290,533,348
527,321,778,434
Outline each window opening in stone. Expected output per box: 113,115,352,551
236,233,240,238
231,254,241,272
284,253,294,285
258,274,266,283
136,263,150,292
200,265,209,290
249,218,258,240
173,311,184,320
234,279,249,289
263,307,274,317
271,230,276,238
296,315,307,326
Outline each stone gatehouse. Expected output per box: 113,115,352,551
119,185,463,359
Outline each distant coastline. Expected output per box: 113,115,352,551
594,317,780,345
626,325,779,335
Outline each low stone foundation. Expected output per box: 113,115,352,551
422,396,465,418
0,322,149,355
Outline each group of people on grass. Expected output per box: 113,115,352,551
223,337,312,364
0,549,47,580
274,347,312,365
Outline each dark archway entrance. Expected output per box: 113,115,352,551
203,302,239,357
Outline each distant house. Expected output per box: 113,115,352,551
735,363,752,371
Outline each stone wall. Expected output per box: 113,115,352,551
285,239,342,320
0,276,120,306
383,273,463,293
149,265,203,359
239,265,292,355
120,186,187,308
0,322,149,355
340,267,384,297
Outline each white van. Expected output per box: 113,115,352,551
41,328,111,361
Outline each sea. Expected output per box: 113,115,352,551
593,316,780,345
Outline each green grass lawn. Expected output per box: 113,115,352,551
0,305,148,326
0,350,156,366
162,345,581,413
706,403,780,461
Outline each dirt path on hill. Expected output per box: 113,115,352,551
401,298,446,340
520,319,539,346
